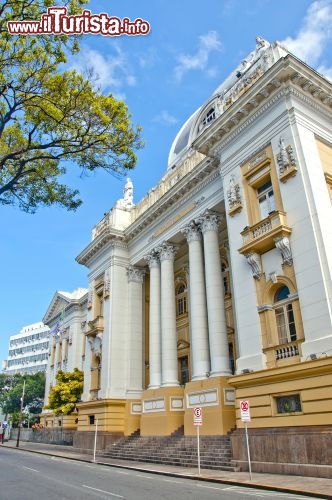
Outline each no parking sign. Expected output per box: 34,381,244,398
193,407,202,426
240,400,251,422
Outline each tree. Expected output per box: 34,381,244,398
45,368,83,415
0,372,45,421
0,0,143,213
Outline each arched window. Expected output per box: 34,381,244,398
176,283,187,316
274,286,297,344
201,108,216,128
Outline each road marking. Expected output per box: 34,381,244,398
162,478,186,484
22,466,39,472
197,484,224,491
82,485,124,498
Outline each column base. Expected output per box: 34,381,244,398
140,386,184,436
184,376,236,436
76,398,126,433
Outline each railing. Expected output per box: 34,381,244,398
275,342,299,360
242,211,287,244
86,316,104,336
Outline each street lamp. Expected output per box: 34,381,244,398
16,380,25,448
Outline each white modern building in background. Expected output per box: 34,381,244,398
3,322,50,375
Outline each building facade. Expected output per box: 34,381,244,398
3,322,50,375
42,288,88,427
44,38,332,473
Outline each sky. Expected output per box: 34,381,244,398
1,0,332,365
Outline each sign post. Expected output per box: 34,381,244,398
193,407,202,475
240,400,252,480
93,418,98,463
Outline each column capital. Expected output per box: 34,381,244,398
181,221,202,242
158,242,178,262
199,209,221,234
144,250,160,268
127,266,145,283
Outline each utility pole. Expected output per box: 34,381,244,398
16,380,26,448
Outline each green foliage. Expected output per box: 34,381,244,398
45,368,83,415
0,0,143,213
0,371,45,416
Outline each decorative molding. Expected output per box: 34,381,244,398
87,333,102,357
144,250,160,268
186,389,219,408
170,397,184,411
199,209,221,233
181,221,202,243
131,402,142,414
226,175,242,215
257,304,273,313
103,270,110,297
245,252,262,279
224,388,236,406
87,286,93,309
127,266,145,283
143,397,165,413
275,236,293,266
276,137,298,182
158,242,178,262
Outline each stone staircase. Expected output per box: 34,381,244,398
100,428,237,471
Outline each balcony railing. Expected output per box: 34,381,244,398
85,316,104,336
275,342,299,360
239,211,291,254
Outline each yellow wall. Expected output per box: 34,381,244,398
229,357,332,428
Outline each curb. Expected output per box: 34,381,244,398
1,444,329,499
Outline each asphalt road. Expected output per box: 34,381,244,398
0,447,321,500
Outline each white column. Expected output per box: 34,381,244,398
182,222,210,380
145,251,162,389
54,338,60,369
126,266,145,397
159,242,179,387
200,210,231,376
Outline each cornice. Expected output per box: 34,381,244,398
124,157,219,241
76,231,127,267
192,55,332,159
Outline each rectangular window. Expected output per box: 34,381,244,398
179,356,189,385
275,304,297,344
257,180,275,219
89,415,95,425
276,394,302,414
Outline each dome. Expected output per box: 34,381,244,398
167,37,273,170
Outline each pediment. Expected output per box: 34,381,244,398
177,339,190,350
43,293,70,324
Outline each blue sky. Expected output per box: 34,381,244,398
1,0,332,365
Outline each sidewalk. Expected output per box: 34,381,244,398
1,440,331,499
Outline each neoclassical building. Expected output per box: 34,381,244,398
42,288,88,427
44,38,332,472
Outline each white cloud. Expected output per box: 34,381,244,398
71,44,136,96
152,110,179,126
174,31,222,81
280,0,332,66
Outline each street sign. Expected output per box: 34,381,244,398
240,400,251,422
193,407,202,426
